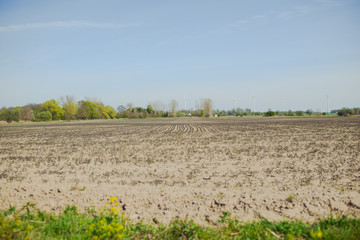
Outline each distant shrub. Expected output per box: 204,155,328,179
287,110,295,116
116,112,127,118
295,111,304,116
305,109,313,115
337,108,354,116
36,111,52,121
354,108,360,115
264,110,275,117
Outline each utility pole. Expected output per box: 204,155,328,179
326,95,329,113
252,95,255,115
184,95,187,110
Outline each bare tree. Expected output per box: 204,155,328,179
201,98,213,117
20,106,33,121
117,105,126,113
149,101,162,111
126,103,133,112
170,99,178,117
85,96,102,104
59,95,75,107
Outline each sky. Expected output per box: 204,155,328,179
0,0,359,112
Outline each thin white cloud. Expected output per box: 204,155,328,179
228,15,268,31
230,5,316,31
228,20,248,30
253,15,267,19
275,6,315,19
314,0,341,6
0,21,140,33
276,11,294,19
252,15,268,24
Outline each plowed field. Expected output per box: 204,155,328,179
0,117,359,224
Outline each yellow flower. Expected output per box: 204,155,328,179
310,230,323,239
116,234,124,239
286,234,294,240
26,225,34,231
114,202,119,206
105,202,109,206
109,196,118,203
89,224,95,232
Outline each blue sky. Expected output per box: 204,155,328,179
0,0,359,111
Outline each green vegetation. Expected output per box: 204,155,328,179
296,111,304,116
286,194,298,203
36,111,52,121
264,110,276,117
1,95,359,123
0,202,359,239
41,99,63,120
0,107,20,123
336,108,360,117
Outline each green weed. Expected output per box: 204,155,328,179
0,201,359,239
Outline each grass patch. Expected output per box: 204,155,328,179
0,202,359,239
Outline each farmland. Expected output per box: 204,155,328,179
0,117,359,225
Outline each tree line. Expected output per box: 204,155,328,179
0,96,358,123
214,108,360,117
0,97,213,123
261,108,360,117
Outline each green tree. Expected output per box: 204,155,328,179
60,96,78,121
41,99,63,120
295,111,304,116
264,110,275,117
95,102,110,119
287,110,295,116
0,107,6,120
0,107,20,123
146,104,154,115
63,102,78,121
37,111,52,121
27,104,42,117
77,100,99,119
105,105,116,119
337,108,354,116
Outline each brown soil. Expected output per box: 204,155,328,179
0,117,359,224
